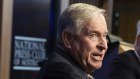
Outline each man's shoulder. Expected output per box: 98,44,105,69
47,51,82,71
39,52,88,79
116,50,138,65
119,50,135,58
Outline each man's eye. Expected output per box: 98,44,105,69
92,34,97,37
89,33,98,38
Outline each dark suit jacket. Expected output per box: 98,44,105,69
36,46,89,79
108,50,140,79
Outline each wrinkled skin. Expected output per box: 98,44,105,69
63,14,108,73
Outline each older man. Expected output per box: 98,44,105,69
37,3,108,79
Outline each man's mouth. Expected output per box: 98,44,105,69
91,53,103,61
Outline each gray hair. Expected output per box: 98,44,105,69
57,3,106,45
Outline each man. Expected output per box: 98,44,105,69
37,3,108,79
108,20,140,79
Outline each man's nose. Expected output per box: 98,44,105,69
97,37,108,51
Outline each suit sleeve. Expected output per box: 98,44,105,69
108,53,136,79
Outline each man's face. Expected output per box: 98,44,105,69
70,14,108,73
135,35,140,56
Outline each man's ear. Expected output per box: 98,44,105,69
62,30,73,48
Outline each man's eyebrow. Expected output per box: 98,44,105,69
87,30,97,34
88,30,108,33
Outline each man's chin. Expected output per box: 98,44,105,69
88,63,102,73
93,63,102,70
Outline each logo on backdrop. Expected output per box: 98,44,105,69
13,36,47,71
